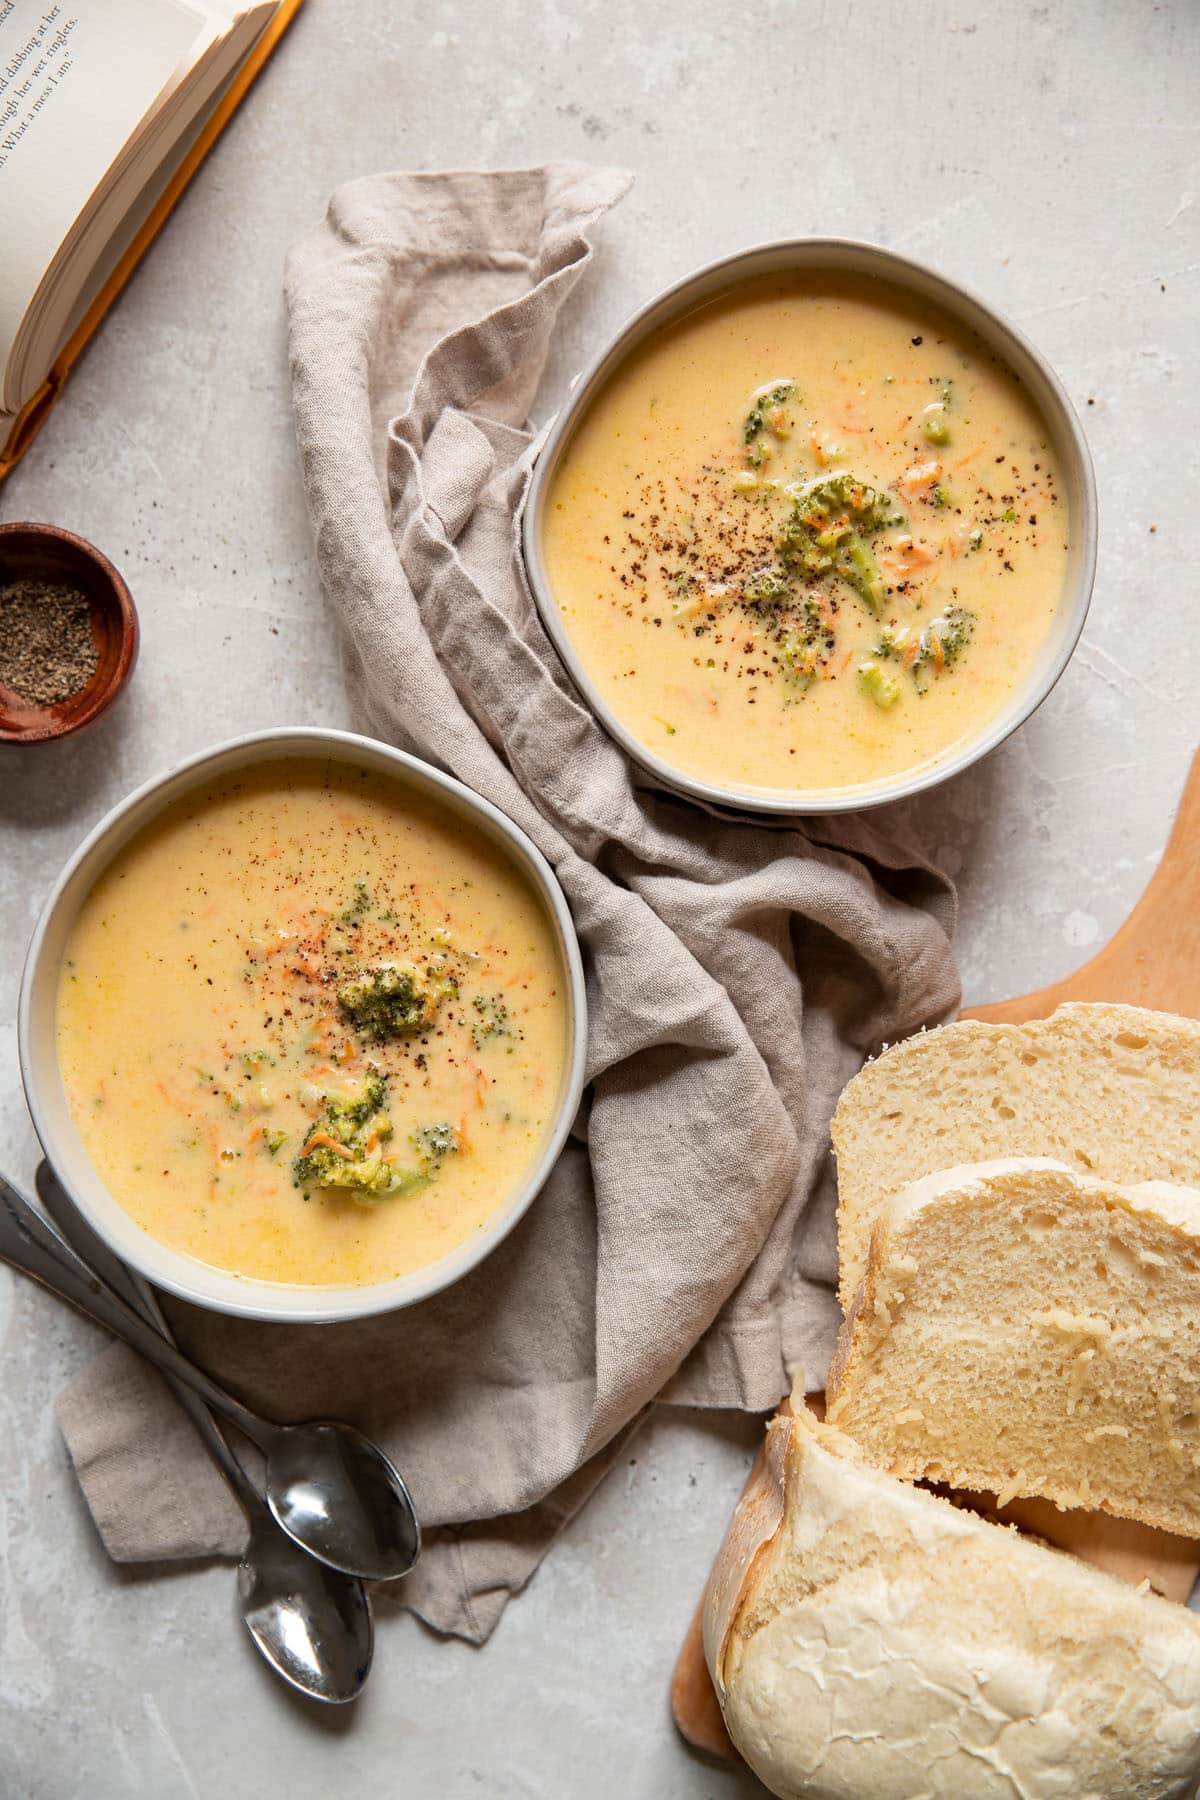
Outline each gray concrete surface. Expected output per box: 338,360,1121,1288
0,1,1197,1794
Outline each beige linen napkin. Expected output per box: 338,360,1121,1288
55,163,960,1642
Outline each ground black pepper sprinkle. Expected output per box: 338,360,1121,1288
0,579,98,705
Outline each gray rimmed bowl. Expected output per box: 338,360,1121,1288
522,237,1097,815
18,728,588,1324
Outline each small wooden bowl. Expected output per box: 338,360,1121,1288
0,522,138,743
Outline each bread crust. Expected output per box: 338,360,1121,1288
702,1413,790,1697
706,1407,1200,1800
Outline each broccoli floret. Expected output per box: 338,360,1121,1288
292,1072,459,1205
471,993,511,1048
777,475,904,615
741,565,793,612
743,380,796,446
922,605,975,666
412,1121,458,1163
776,628,819,691
776,592,835,686
797,472,901,536
912,606,977,693
336,961,455,1042
928,606,975,664
872,608,976,694
325,1068,389,1136
293,1072,395,1196
873,623,915,662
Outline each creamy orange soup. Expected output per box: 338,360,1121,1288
57,760,570,1286
540,273,1069,798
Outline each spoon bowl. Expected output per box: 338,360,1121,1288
239,1512,374,1703
0,1170,420,1586
32,1159,377,1703
266,1420,421,1583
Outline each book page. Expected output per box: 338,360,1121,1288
0,0,206,375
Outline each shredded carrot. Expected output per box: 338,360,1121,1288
953,447,983,470
898,459,942,497
902,637,920,670
808,429,828,467
883,538,937,577
301,1131,355,1160
931,631,946,674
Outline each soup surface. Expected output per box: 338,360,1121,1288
57,759,569,1287
540,273,1070,797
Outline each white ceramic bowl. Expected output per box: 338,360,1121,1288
523,237,1098,814
18,729,588,1324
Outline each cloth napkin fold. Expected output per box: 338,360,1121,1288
55,163,960,1642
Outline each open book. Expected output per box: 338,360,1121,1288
0,0,300,473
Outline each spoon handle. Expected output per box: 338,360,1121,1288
34,1164,262,1514
0,1172,270,1451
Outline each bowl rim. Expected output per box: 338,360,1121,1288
522,234,1098,815
0,520,139,745
18,726,588,1324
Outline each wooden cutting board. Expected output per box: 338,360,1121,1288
672,747,1200,1763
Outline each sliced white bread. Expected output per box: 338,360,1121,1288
827,1157,1200,1537
832,1002,1200,1307
704,1405,1200,1800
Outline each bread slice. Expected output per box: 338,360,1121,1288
705,1406,1200,1800
832,1002,1200,1306
827,1157,1200,1536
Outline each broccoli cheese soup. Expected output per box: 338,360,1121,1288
56,759,570,1288
539,272,1071,800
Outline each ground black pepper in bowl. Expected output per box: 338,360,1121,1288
0,522,138,743
0,578,99,705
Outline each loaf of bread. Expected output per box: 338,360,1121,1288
826,1157,1200,1537
704,1406,1200,1800
832,1003,1200,1306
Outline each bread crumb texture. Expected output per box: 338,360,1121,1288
828,1158,1200,1537
717,1409,1200,1800
832,1004,1200,1307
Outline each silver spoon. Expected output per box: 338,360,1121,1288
35,1163,373,1706
0,1172,420,1583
